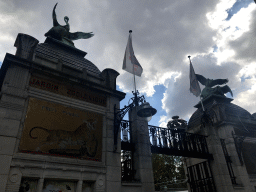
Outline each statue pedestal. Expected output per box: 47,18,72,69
44,37,87,57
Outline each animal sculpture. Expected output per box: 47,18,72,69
195,74,233,99
29,119,98,157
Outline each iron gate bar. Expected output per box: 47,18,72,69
187,161,216,192
220,139,237,185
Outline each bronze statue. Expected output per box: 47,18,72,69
196,74,233,99
45,3,94,46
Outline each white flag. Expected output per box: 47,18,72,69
189,60,201,97
122,33,143,76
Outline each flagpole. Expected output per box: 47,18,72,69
133,72,137,96
130,30,138,106
188,56,205,111
134,67,138,106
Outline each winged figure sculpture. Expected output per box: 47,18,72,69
195,74,233,99
45,3,94,46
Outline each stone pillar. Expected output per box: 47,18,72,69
204,125,234,192
186,95,255,191
36,178,44,192
76,180,83,192
129,106,155,192
14,33,39,61
0,64,30,191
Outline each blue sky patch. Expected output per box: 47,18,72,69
213,45,218,52
117,84,167,127
145,84,167,127
240,75,252,82
226,0,252,21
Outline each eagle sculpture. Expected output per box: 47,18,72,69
45,3,94,46
195,74,233,99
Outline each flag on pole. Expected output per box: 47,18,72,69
189,58,201,97
122,31,143,77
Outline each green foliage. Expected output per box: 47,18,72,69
152,154,186,191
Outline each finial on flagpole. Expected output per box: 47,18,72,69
188,55,191,59
129,30,132,33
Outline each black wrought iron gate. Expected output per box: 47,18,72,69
120,120,216,191
187,161,216,192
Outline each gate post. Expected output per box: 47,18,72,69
186,95,254,191
129,106,155,192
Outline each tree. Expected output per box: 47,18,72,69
152,154,186,191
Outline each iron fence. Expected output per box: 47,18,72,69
187,161,216,192
148,125,210,156
220,139,237,185
120,121,212,159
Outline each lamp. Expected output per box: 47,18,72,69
137,102,157,122
114,91,157,150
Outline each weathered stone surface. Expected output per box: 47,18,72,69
0,118,20,137
105,152,121,167
0,136,16,155
0,155,12,175
128,106,155,192
14,33,39,60
106,166,121,182
106,181,121,192
0,174,8,191
101,69,119,90
121,183,142,192
0,96,26,107
0,108,23,120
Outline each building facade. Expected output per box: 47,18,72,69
0,33,128,192
186,95,256,191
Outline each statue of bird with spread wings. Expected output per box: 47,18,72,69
44,3,94,46
195,74,233,99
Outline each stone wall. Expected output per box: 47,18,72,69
0,33,126,192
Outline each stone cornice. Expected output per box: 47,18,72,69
1,53,126,101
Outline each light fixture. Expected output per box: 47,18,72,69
113,91,157,151
137,102,157,122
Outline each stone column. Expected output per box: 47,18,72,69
129,106,155,192
0,64,30,191
14,33,39,61
36,178,44,192
76,180,83,192
205,126,234,192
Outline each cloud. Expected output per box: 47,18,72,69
160,53,241,125
234,77,256,114
1,0,256,127
228,7,256,64
158,1,256,126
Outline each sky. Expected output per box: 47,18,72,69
0,0,256,127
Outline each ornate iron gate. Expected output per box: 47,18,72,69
187,161,216,192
